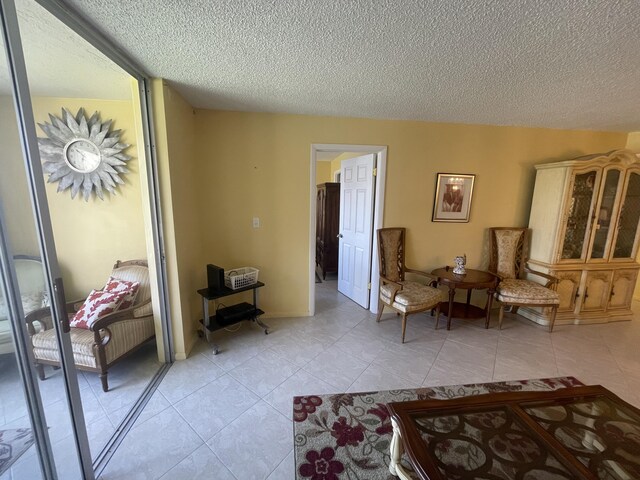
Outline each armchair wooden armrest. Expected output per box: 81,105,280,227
379,275,401,288
379,275,402,302
25,307,53,335
24,298,84,335
89,301,152,350
405,268,439,287
90,300,152,332
524,264,559,288
69,299,85,312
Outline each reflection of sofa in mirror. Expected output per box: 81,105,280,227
26,260,155,392
0,256,48,355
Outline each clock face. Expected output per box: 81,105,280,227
63,139,101,173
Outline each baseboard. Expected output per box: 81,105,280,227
260,311,312,318
519,306,633,326
175,332,200,360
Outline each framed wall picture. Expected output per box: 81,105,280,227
432,173,476,222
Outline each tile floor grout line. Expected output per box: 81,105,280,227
266,448,293,480
154,427,207,480
421,335,446,384
28,283,640,480
204,444,240,480
205,399,291,479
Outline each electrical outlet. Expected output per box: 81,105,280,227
252,217,260,228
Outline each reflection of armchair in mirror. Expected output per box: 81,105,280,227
27,260,155,392
0,256,48,355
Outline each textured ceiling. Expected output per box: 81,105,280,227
61,0,640,131
0,0,130,99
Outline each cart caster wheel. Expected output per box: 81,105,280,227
212,348,219,355
264,330,269,335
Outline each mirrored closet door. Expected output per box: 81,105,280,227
1,1,91,477
1,0,171,477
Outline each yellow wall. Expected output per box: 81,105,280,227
330,156,342,178
315,161,333,184
151,80,200,358
191,110,626,319
0,97,40,257
32,97,147,299
627,132,640,152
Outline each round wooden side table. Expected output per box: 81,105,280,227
430,267,499,330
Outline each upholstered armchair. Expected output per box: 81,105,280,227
0,256,48,355
375,228,445,342
26,260,155,392
488,228,560,332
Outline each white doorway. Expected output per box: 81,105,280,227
309,144,387,316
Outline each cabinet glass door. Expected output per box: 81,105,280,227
612,171,640,259
590,168,622,260
561,170,599,261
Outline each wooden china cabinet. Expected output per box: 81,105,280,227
523,149,640,326
316,182,340,279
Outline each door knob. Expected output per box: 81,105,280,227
337,234,343,238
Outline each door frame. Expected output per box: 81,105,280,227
309,144,387,315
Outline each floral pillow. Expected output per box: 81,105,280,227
69,289,128,329
103,277,140,310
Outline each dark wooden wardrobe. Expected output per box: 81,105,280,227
316,182,340,279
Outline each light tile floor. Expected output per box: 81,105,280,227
95,277,640,479
2,279,637,480
0,342,161,480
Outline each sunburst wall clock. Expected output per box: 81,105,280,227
37,108,132,201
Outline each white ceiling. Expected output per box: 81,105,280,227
0,0,130,99
23,1,640,130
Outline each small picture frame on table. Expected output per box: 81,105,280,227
432,173,476,223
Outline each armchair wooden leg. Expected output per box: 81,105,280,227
376,299,384,323
100,372,109,392
498,305,505,330
401,314,407,344
434,303,441,330
36,364,45,381
549,305,558,333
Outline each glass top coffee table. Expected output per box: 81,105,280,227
387,385,640,480
431,267,499,330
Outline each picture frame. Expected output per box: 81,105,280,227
432,173,476,222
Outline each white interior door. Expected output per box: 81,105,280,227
338,154,376,308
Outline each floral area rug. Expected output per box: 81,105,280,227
293,377,583,480
0,428,34,476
